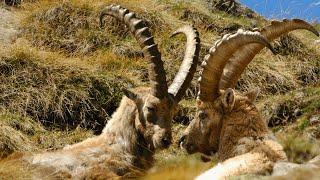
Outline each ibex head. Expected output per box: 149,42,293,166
179,19,319,158
179,30,275,155
181,88,262,156
100,5,200,150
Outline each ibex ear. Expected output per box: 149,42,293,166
122,88,138,102
245,88,260,102
222,88,235,112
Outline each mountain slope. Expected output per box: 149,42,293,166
0,0,319,179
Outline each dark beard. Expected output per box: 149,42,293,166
133,131,155,170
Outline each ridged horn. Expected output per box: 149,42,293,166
168,25,201,102
198,29,275,101
100,5,168,98
219,19,319,90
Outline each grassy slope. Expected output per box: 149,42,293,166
0,0,319,179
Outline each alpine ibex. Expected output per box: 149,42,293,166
1,5,200,179
178,19,319,179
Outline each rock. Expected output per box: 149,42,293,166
309,115,320,125
272,162,318,176
309,155,320,166
272,162,300,176
0,8,19,46
293,109,302,117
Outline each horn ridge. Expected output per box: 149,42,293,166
168,25,201,102
198,30,275,101
219,18,319,90
100,5,168,98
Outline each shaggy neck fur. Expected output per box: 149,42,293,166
102,96,154,169
217,98,283,162
29,96,154,178
195,98,288,180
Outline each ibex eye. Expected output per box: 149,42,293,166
199,112,207,119
147,107,156,112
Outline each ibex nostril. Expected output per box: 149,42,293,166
178,135,186,146
162,137,171,147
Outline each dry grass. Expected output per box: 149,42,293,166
258,87,320,164
258,87,320,128
237,33,320,95
0,42,134,132
0,0,319,178
17,0,319,99
0,112,93,159
0,124,35,158
0,154,33,179
277,133,320,164
21,0,169,55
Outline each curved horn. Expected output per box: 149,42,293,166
198,29,275,101
100,5,168,98
168,25,201,102
219,19,319,90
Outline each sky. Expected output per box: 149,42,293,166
239,0,320,22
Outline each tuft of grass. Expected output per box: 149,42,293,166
237,58,297,96
22,1,110,55
31,127,94,151
0,43,131,132
301,88,320,115
273,35,308,57
0,154,33,179
0,112,94,159
277,133,320,164
21,0,168,56
0,123,35,159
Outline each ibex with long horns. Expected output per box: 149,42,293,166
0,5,200,179
178,19,319,179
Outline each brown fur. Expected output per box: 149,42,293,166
180,89,287,179
179,18,319,179
1,87,175,178
1,5,200,177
